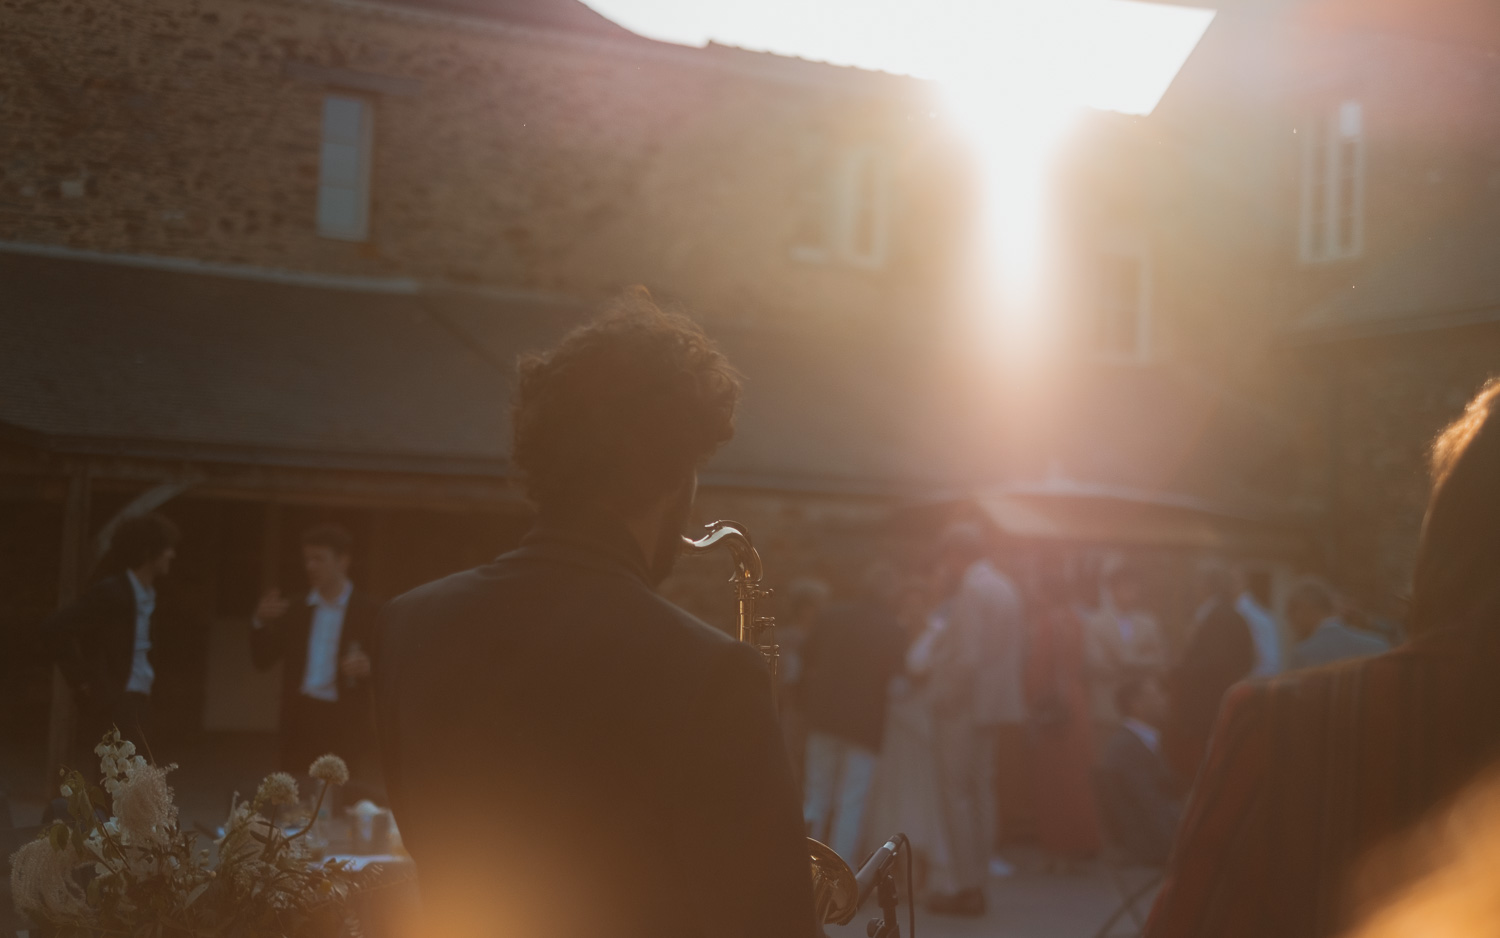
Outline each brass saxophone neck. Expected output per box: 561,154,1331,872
680,520,764,583
679,520,776,673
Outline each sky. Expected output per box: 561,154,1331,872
579,0,1216,117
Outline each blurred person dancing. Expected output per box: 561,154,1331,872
862,574,957,897
1161,564,1255,784
1284,576,1390,671
926,521,1027,917
1085,564,1168,755
1237,568,1285,677
776,576,832,785
374,295,815,938
1023,558,1102,871
1097,673,1181,867
1148,378,1500,938
799,564,908,865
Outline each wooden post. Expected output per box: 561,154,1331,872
45,464,91,785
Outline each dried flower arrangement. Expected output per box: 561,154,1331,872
10,730,371,937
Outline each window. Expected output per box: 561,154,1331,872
1299,100,1364,263
791,144,891,269
1084,244,1151,361
317,95,373,241
835,147,890,268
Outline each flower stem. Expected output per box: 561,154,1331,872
288,780,329,841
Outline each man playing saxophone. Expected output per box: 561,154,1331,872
374,293,817,938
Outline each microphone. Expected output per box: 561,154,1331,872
854,834,913,938
854,836,903,905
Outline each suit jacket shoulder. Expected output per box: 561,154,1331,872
374,547,814,938
1149,623,1500,938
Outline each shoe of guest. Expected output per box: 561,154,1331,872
927,887,986,917
989,856,1016,878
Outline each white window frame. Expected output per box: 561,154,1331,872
1087,236,1152,364
317,94,374,242
790,145,891,269
1299,99,1365,264
834,146,890,269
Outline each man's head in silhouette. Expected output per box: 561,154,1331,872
511,291,742,585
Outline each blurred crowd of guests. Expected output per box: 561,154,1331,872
30,498,1411,927
777,522,1397,917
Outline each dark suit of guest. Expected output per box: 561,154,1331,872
250,586,379,773
800,598,908,861
43,574,158,749
1163,595,1255,783
375,512,816,938
801,599,908,752
1146,615,1500,938
1097,722,1181,866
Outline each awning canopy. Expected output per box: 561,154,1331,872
971,488,1308,555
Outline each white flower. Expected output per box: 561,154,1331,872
308,754,349,786
256,772,300,808
111,762,178,846
95,729,148,785
219,803,273,864
9,837,87,918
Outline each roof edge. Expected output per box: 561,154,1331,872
31,433,512,479
282,0,925,96
1283,303,1500,345
0,240,587,308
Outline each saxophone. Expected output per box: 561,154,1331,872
681,521,861,930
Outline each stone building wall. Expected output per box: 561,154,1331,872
1313,324,1500,615
0,0,970,328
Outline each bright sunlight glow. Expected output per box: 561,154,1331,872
582,0,1215,337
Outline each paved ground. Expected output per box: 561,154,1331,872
825,854,1157,938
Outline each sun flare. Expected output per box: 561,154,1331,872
585,0,1215,337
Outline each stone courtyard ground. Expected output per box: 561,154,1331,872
826,853,1157,938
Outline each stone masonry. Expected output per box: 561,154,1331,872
0,0,969,329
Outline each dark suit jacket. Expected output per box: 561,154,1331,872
800,599,908,750
249,587,379,729
43,575,151,727
1097,726,1181,866
374,512,816,938
1146,617,1500,938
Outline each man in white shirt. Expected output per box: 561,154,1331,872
44,513,180,756
251,523,379,778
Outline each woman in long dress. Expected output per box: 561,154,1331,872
860,580,956,896
1023,561,1102,870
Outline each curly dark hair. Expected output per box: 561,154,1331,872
1410,377,1500,634
301,523,353,557
511,291,742,515
112,513,180,569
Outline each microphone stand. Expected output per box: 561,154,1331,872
853,834,913,938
